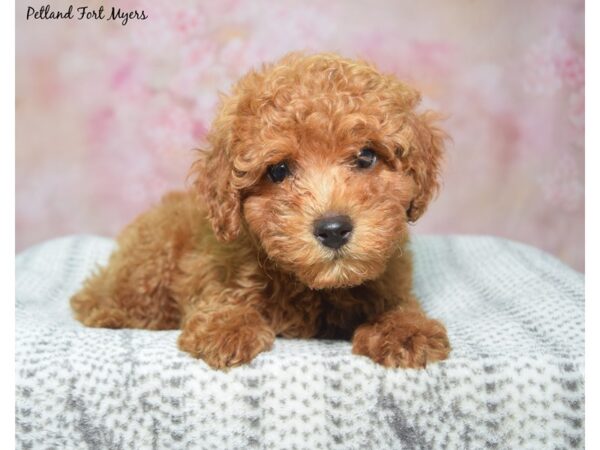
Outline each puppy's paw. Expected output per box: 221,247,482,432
352,310,450,368
178,307,275,370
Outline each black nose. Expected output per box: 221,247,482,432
313,215,353,249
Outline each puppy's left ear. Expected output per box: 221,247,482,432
399,110,447,222
191,145,241,243
189,96,242,242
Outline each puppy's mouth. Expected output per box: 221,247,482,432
331,252,344,261
298,255,383,290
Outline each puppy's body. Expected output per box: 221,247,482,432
71,53,450,369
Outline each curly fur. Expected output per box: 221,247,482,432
71,52,450,369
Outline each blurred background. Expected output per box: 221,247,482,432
16,0,584,270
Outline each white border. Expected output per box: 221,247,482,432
585,0,596,448
2,0,16,445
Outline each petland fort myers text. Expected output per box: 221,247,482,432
26,5,147,26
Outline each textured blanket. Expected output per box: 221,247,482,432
16,235,584,449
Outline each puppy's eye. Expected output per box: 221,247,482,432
267,161,290,183
356,147,377,169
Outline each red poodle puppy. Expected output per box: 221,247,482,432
71,52,451,369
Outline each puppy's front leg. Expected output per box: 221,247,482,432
352,301,450,368
177,303,275,370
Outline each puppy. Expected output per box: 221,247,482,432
71,52,450,369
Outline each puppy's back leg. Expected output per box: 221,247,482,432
70,244,182,330
70,265,131,329
70,192,198,330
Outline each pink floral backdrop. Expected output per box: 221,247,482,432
16,0,584,270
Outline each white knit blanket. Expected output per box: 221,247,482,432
16,235,584,449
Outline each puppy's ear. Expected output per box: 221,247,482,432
190,99,242,242
400,110,446,222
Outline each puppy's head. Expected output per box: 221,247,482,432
192,53,446,289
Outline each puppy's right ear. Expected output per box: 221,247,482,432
401,109,446,223
190,98,242,243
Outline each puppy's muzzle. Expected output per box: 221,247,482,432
313,215,353,249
